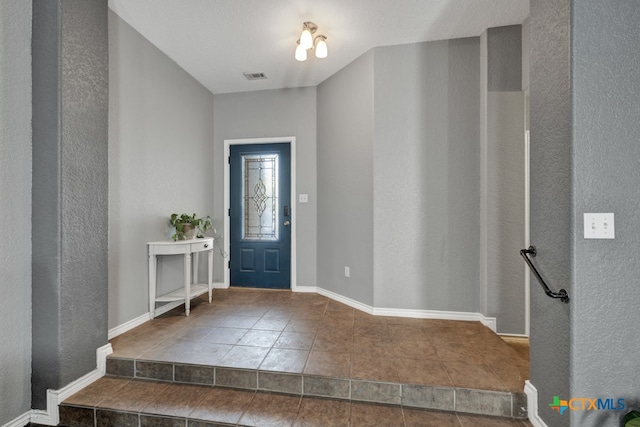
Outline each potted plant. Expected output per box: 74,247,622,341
169,213,213,241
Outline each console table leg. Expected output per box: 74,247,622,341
184,253,192,316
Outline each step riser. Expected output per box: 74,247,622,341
106,357,527,419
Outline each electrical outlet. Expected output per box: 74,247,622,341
344,266,350,278
584,213,615,239
299,194,309,203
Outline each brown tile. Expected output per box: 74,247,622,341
273,331,315,350
402,385,455,411
455,389,512,417
351,380,401,404
393,339,439,360
135,361,174,381
488,364,528,393
176,343,233,366
239,391,301,427
95,408,138,427
260,348,309,373
142,383,208,417
215,367,258,389
351,354,399,382
434,343,487,365
252,318,290,331
443,361,508,391
106,357,134,377
353,336,395,358
312,336,353,353
173,326,214,342
350,401,404,427
216,315,261,328
174,364,214,385
140,414,186,427
303,376,350,399
457,413,524,426
217,345,270,369
188,387,255,425
354,321,390,339
513,393,528,419
396,358,453,387
110,335,161,358
59,405,95,427
258,372,303,394
387,324,426,342
303,351,351,378
403,407,462,426
237,330,281,347
285,319,320,334
63,377,131,406
293,397,350,427
263,307,296,319
98,379,170,412
201,327,248,345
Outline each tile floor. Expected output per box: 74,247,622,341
61,288,532,426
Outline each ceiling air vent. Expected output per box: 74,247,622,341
243,72,267,80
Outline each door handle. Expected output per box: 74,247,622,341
284,220,291,226
284,205,290,217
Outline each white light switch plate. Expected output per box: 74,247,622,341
299,194,309,203
584,213,615,239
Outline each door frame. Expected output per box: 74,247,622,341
223,137,297,290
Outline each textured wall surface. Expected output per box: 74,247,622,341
0,0,32,423
571,1,640,426
317,51,374,305
529,0,572,425
31,0,110,408
372,39,480,311
109,11,215,328
212,87,318,289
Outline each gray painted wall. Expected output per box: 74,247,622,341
212,87,318,289
372,39,480,312
0,0,32,422
571,1,640,426
317,51,374,305
481,25,526,334
31,0,109,409
529,0,573,425
109,11,215,328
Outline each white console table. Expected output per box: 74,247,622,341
148,238,214,318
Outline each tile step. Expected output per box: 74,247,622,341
103,356,527,419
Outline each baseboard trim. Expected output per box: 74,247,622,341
213,281,227,289
292,285,318,293
315,287,496,331
525,380,548,427
108,312,150,340
27,343,113,426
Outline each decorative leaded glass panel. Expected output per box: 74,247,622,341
242,153,279,240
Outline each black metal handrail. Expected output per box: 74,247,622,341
520,246,570,303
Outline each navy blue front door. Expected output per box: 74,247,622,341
230,143,291,288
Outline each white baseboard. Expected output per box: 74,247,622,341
315,287,497,331
525,380,548,427
292,285,318,293
213,281,227,289
108,312,150,340
26,343,113,426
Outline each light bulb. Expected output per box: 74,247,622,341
315,37,328,59
300,28,313,50
295,44,307,61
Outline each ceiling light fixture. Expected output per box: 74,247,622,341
295,21,328,62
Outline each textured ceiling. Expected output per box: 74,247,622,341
108,0,529,94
